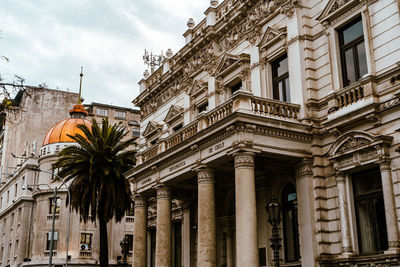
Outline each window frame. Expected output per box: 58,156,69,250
49,197,61,215
45,231,59,251
96,108,109,117
271,54,290,102
338,16,367,87
80,232,93,251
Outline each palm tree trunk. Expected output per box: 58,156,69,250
99,216,109,267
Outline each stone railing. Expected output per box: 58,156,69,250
79,251,93,259
47,214,59,221
44,251,57,257
336,85,364,108
251,96,300,119
207,100,234,126
166,121,198,149
125,216,134,223
139,92,302,163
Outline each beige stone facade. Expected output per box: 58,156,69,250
129,0,400,266
0,88,140,267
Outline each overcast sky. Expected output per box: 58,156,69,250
0,0,210,108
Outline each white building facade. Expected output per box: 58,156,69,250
128,0,400,266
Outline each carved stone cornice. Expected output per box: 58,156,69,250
234,152,255,168
378,160,391,172
156,187,172,200
197,168,215,184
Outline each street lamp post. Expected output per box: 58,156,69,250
265,194,282,267
25,168,71,267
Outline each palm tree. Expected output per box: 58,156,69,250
55,118,136,267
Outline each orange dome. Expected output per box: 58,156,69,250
42,104,92,146
42,118,92,146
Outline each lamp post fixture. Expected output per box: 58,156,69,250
120,236,129,267
25,167,71,267
266,194,282,267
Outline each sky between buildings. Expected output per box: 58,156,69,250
0,0,210,108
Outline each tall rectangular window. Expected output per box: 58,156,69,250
150,229,156,267
272,54,290,102
125,234,133,252
173,222,182,267
115,111,127,119
14,184,18,197
353,167,388,253
80,233,93,250
96,108,109,117
339,17,368,86
49,197,61,214
126,202,134,217
46,232,58,250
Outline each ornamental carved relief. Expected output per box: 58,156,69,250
197,168,215,184
336,136,370,153
134,196,147,208
295,160,313,177
156,187,172,199
234,152,255,168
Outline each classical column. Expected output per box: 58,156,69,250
234,152,259,267
380,161,400,253
334,171,353,256
155,187,172,267
133,195,147,267
226,230,234,267
182,203,191,267
197,167,217,267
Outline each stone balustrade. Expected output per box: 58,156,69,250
336,85,364,109
140,92,302,163
79,251,93,259
251,96,300,119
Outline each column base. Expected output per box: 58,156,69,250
339,252,355,258
384,248,400,255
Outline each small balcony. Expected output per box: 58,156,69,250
47,214,59,221
79,250,93,259
125,216,134,223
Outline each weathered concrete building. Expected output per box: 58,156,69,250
0,87,140,267
128,0,400,266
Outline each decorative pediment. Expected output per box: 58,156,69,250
189,80,208,97
317,0,362,23
258,27,287,50
327,131,393,170
164,105,183,125
214,53,250,78
143,121,162,139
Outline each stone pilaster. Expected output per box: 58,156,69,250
334,171,354,257
197,167,217,267
133,195,147,267
156,187,172,267
295,160,318,264
182,202,191,267
234,152,259,267
379,161,400,253
226,231,234,267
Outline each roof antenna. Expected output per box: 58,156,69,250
78,66,83,104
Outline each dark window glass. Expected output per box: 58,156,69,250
353,167,388,253
126,202,134,216
230,81,242,95
125,234,133,252
259,247,266,266
49,197,61,214
174,222,182,267
198,102,208,113
46,232,58,250
282,184,300,262
339,17,368,86
150,229,156,267
272,54,290,102
173,124,183,133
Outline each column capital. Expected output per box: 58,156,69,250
134,195,147,209
233,151,255,168
156,186,172,200
379,160,392,172
333,170,346,184
295,160,313,178
197,167,215,184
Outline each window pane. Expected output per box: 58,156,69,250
342,19,363,44
284,77,291,102
344,49,356,85
278,82,284,101
276,56,288,77
282,184,300,262
357,42,368,78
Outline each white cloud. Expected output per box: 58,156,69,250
0,0,210,108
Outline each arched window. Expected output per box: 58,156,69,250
282,183,300,262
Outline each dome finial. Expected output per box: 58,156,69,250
78,66,83,104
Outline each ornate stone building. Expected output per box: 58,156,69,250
128,0,400,266
0,87,140,267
